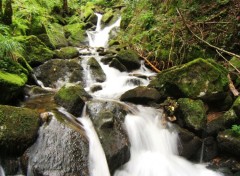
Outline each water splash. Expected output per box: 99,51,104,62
0,163,5,176
114,106,223,176
79,105,110,176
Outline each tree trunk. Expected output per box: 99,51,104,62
62,0,68,17
3,0,12,25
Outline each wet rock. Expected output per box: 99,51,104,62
176,126,202,160
101,9,114,25
0,105,40,156
54,84,91,116
217,129,240,157
23,117,88,176
109,58,127,72
201,137,218,162
24,85,51,97
55,46,79,59
120,86,162,105
116,49,141,71
149,58,229,101
34,58,83,88
206,109,237,135
90,84,102,92
86,100,130,174
232,96,240,117
177,98,207,131
209,157,240,174
0,157,21,175
87,57,106,82
16,35,54,66
0,71,27,104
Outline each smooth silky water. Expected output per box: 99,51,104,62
82,13,223,176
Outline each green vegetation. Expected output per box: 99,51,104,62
231,125,240,137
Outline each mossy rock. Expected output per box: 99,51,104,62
54,84,92,116
149,58,229,101
116,49,141,71
177,98,206,131
232,96,240,117
109,58,127,72
217,129,240,157
55,47,79,59
45,23,68,49
0,105,40,156
64,23,86,46
16,35,54,66
87,57,106,82
34,59,84,88
0,71,27,104
101,9,114,25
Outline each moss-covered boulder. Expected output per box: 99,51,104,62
64,23,86,46
86,99,130,174
217,129,240,157
116,50,141,71
54,84,91,116
34,59,83,88
149,58,229,101
101,9,114,24
16,35,54,66
45,23,68,48
87,57,106,82
0,105,40,156
55,47,79,59
232,96,240,117
0,71,27,104
177,98,206,131
120,86,162,105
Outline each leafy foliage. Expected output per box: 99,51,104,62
231,125,240,137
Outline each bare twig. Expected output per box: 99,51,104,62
228,74,239,96
176,8,240,59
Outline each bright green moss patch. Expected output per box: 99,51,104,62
0,71,26,86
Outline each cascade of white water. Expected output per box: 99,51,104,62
87,13,121,48
79,105,110,176
83,12,223,176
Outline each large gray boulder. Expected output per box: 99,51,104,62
116,50,141,71
149,58,229,101
86,100,130,174
23,116,88,176
34,59,83,88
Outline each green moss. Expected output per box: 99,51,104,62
45,23,68,49
64,23,86,46
0,71,26,86
102,9,114,24
55,47,79,59
177,98,206,130
0,105,39,156
149,58,229,99
16,35,54,66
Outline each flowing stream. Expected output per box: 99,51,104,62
82,13,223,176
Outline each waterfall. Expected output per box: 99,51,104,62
79,109,111,176
0,164,5,176
83,12,223,176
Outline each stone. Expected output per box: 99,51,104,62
34,58,84,88
22,116,88,176
116,49,141,71
109,58,127,72
55,46,79,59
64,23,86,46
86,100,130,174
0,105,40,156
120,86,162,105
177,98,206,131
149,58,229,101
87,57,106,82
54,84,91,117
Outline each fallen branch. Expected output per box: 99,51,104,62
228,74,239,96
176,8,240,59
135,46,161,73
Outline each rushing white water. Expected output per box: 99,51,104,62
0,164,5,176
83,12,223,176
87,13,121,48
79,108,110,176
114,106,222,176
